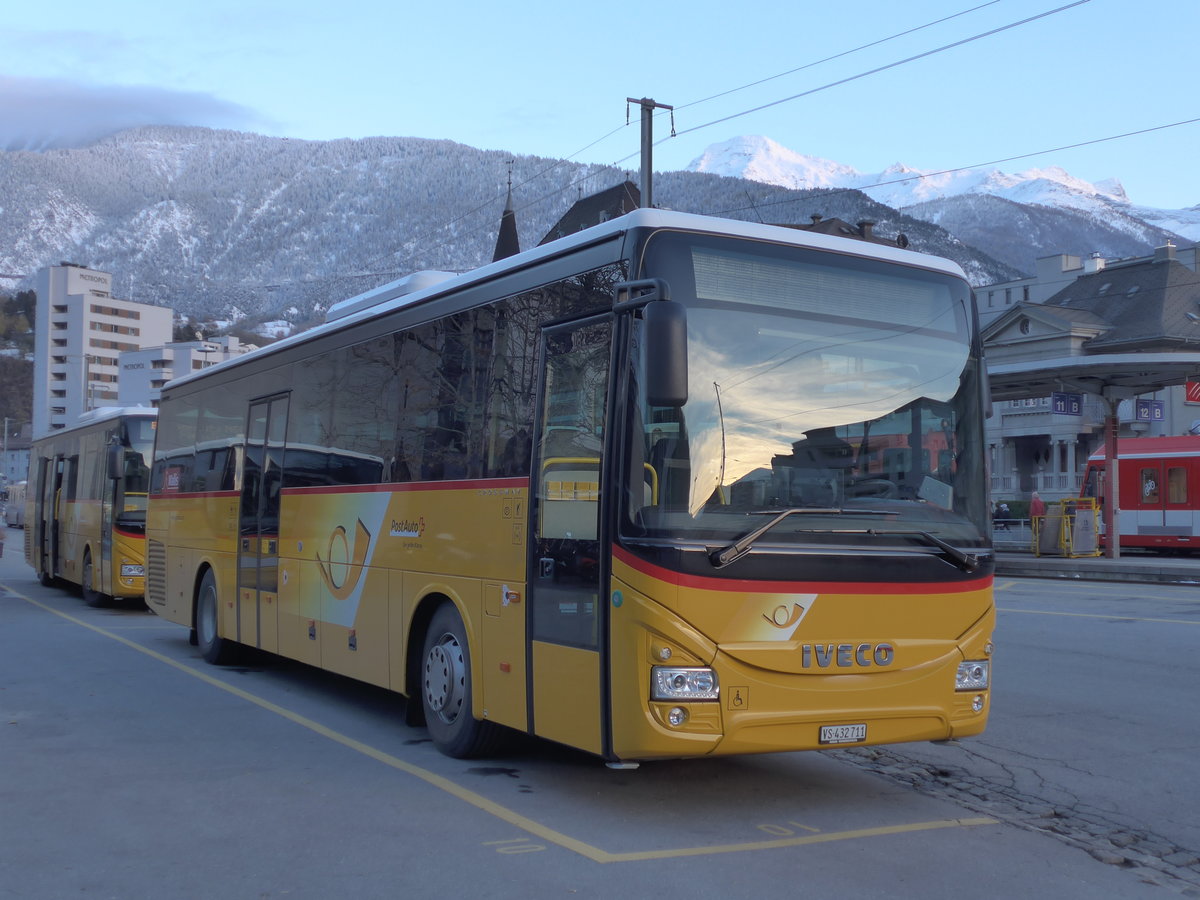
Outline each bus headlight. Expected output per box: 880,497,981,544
121,564,145,578
651,667,719,701
955,660,989,691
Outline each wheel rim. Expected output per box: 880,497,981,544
423,632,466,725
198,585,216,646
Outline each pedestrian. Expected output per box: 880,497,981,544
995,501,1010,531
1030,491,1046,519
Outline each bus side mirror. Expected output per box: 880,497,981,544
106,442,123,481
645,300,688,407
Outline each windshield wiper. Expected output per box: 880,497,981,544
710,514,979,574
787,527,980,573
875,529,981,573
709,508,893,568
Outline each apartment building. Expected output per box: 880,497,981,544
33,265,173,437
118,336,253,407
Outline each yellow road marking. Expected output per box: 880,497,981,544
998,607,1199,626
598,818,998,862
7,585,999,863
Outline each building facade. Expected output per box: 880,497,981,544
118,336,253,408
33,265,173,437
980,243,1200,503
2,420,31,488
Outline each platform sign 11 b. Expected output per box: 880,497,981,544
1051,391,1083,415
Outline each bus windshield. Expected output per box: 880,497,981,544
627,233,988,550
119,416,155,513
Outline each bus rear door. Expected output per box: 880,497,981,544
238,395,289,652
33,455,64,582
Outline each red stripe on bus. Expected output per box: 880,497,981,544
612,545,991,595
282,477,529,496
149,490,240,501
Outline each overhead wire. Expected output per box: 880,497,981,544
671,0,1006,113
664,0,1092,141
395,0,1039,267
250,0,1112,295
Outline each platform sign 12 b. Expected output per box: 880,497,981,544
1135,399,1165,421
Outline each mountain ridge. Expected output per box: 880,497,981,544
688,134,1195,273
0,126,1022,323
2,126,1185,325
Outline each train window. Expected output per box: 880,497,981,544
1140,468,1160,504
1168,466,1187,504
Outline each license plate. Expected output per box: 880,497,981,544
820,723,867,745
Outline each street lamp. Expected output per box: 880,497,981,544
194,330,215,368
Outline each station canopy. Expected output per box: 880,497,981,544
986,352,1200,402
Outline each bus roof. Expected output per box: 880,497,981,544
75,406,157,425
165,208,969,391
33,407,156,443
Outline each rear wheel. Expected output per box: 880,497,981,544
421,603,501,758
81,551,108,608
195,569,238,665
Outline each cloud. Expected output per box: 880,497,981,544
0,75,266,151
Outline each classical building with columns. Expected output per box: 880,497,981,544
980,243,1200,504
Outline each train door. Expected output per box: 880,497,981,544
238,394,290,652
1128,457,1191,543
527,316,612,755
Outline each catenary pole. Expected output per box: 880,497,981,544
626,98,673,209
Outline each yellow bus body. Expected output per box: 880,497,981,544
27,409,154,604
609,549,992,759
149,478,992,760
145,210,993,762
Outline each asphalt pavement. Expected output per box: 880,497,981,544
994,550,1199,585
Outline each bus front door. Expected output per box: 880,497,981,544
527,317,612,756
238,395,289,653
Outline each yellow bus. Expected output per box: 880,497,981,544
27,407,155,606
5,480,26,528
146,210,993,763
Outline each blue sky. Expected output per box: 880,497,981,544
1,0,1197,209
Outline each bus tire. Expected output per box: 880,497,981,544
81,550,108,608
421,603,500,758
196,569,238,665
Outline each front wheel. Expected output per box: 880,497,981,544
81,551,108,608
195,569,238,665
421,603,501,758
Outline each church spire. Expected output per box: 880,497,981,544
492,160,520,262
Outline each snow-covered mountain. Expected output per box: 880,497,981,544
689,136,1198,272
0,126,1021,323
4,127,1191,326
